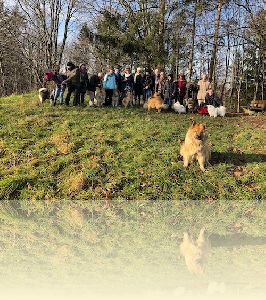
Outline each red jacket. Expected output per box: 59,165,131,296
176,79,187,98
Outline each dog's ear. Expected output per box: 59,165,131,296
190,118,196,126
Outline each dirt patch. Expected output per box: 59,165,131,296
245,116,266,131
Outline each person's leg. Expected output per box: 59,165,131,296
73,87,80,106
65,86,74,106
104,89,109,106
198,99,204,106
59,87,64,105
53,86,60,106
80,92,85,105
108,89,113,106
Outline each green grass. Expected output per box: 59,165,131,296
0,93,265,201
0,93,265,297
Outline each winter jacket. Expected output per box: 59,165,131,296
164,80,176,99
143,75,152,90
53,73,67,88
122,73,134,91
134,73,144,95
80,71,88,92
64,67,81,87
103,73,117,90
197,79,211,100
176,79,187,99
205,94,221,107
115,72,123,91
88,74,101,92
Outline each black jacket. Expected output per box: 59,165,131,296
88,74,101,92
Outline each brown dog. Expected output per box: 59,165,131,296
122,90,133,107
179,228,210,275
180,120,210,171
147,93,166,113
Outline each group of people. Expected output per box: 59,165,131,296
44,62,222,110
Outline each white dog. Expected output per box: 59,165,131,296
172,101,186,114
217,106,226,117
207,105,226,117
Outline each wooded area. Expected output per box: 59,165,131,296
0,0,265,110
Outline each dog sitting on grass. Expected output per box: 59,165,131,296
112,90,120,107
180,120,211,172
93,87,105,107
146,92,168,112
122,90,133,107
180,228,210,275
207,105,226,117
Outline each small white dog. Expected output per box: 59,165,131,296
207,105,226,117
172,101,186,114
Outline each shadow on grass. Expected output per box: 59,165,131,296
210,233,266,247
211,151,266,166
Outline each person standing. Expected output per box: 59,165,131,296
103,67,117,106
52,72,67,106
134,67,144,105
176,74,187,105
122,66,134,92
143,71,152,102
197,74,211,106
151,68,160,93
163,74,177,106
114,67,123,105
62,62,81,106
79,64,89,106
158,71,166,99
87,72,103,103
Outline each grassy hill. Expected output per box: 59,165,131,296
0,93,265,201
0,93,265,299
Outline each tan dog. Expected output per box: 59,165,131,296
122,90,133,107
112,89,119,107
180,120,210,171
94,87,105,107
180,228,210,275
147,93,166,112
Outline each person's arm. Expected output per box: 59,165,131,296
62,69,77,84
172,83,177,99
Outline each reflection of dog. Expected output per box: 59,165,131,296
172,101,186,114
94,88,105,107
122,90,133,107
180,120,210,172
147,93,165,112
180,228,210,275
207,105,226,117
38,88,51,103
112,90,119,107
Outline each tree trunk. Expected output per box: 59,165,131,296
187,1,197,82
209,0,223,83
158,0,166,68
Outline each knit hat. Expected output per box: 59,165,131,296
66,61,75,69
167,73,174,80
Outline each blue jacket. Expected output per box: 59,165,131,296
103,73,117,90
